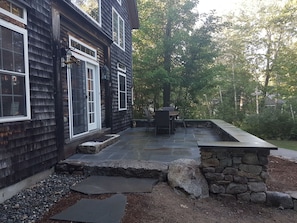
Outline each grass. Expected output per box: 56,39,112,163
266,139,297,151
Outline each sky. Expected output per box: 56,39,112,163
197,0,241,15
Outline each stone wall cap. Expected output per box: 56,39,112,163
197,141,277,150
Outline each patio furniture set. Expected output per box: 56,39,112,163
144,107,179,135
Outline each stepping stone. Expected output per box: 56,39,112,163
51,194,126,223
71,176,158,194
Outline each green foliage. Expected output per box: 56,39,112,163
241,108,294,140
133,0,225,116
133,0,297,145
290,124,297,140
133,0,201,106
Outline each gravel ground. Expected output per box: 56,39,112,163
0,173,85,223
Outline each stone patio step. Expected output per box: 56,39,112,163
55,159,168,181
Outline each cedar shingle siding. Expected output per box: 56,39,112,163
0,0,138,190
0,0,57,189
108,0,134,133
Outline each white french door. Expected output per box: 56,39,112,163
69,60,101,138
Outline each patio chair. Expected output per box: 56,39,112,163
155,110,171,135
143,108,155,132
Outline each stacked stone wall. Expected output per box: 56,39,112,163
200,148,270,203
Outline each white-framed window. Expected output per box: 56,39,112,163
0,0,27,24
112,8,125,50
71,0,101,26
117,0,122,5
69,36,97,60
118,71,127,110
117,62,126,73
0,19,30,122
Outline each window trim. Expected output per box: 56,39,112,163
67,53,101,139
118,71,127,111
117,63,126,73
0,19,31,123
112,7,125,51
71,0,102,27
0,0,27,25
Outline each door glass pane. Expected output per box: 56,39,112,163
71,62,87,135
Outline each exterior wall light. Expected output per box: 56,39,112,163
101,65,110,80
61,48,80,67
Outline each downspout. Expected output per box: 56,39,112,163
107,47,113,132
103,46,113,132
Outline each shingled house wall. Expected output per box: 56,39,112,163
0,0,138,192
0,0,57,190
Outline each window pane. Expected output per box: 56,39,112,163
0,26,25,73
0,95,24,116
70,38,96,58
3,49,13,71
2,27,13,51
12,75,25,95
12,95,25,116
113,10,119,43
13,32,24,54
71,0,100,23
1,74,12,94
14,53,24,72
120,92,126,109
2,95,12,116
11,4,23,18
0,1,10,11
0,0,23,18
119,18,124,48
119,75,125,91
0,74,26,117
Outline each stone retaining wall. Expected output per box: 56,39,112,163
200,148,270,203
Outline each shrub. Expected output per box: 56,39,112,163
241,108,294,140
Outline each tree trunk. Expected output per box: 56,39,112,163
163,83,171,107
163,9,172,107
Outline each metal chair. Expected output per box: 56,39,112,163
155,110,171,135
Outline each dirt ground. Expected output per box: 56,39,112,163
38,156,297,223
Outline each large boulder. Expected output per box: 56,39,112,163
167,159,209,198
